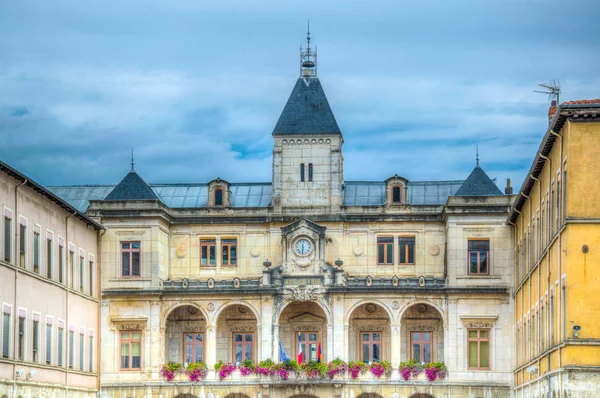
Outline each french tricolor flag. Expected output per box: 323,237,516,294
297,335,303,363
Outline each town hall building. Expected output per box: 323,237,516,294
45,31,516,398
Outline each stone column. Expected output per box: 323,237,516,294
343,324,349,362
261,297,274,361
206,324,217,368
272,324,280,361
150,301,162,378
326,323,334,361
332,296,345,360
390,323,401,369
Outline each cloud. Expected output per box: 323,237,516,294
0,0,598,190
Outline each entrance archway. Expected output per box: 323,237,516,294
173,395,196,398
165,305,207,363
224,394,251,398
278,302,327,363
401,303,444,363
348,303,391,363
409,394,435,398
289,396,318,398
215,304,258,363
357,394,384,398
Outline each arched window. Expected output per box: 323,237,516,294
300,164,305,182
215,189,223,206
392,187,401,203
308,163,313,182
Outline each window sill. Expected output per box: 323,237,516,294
457,275,501,280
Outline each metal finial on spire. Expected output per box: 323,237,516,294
300,20,317,77
476,145,480,166
131,148,135,171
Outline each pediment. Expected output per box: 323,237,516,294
288,312,325,323
281,217,326,237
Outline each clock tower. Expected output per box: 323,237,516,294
271,28,344,213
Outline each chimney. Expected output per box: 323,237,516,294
505,178,513,195
548,100,557,121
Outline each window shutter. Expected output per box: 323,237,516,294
4,217,11,262
89,335,93,372
58,328,63,366
69,331,74,368
79,333,84,370
2,313,9,357
46,326,52,364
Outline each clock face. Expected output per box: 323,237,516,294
295,238,312,256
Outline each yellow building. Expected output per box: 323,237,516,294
510,99,600,397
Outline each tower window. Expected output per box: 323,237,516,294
392,187,401,203
300,164,305,182
308,163,313,182
215,188,223,206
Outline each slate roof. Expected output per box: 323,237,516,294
0,161,103,230
344,180,465,206
272,77,341,135
48,180,465,212
104,170,159,201
454,165,503,196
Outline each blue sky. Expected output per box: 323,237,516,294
1,0,598,190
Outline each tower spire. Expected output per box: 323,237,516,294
131,148,135,171
476,144,480,167
300,20,317,77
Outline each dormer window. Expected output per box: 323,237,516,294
215,189,223,206
392,187,401,203
207,178,231,207
385,175,409,206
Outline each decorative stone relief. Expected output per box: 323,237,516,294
418,275,425,287
231,325,256,332
233,278,240,288
116,323,145,331
406,324,436,332
188,306,198,315
358,325,385,332
207,303,215,312
238,305,248,314
207,278,215,289
392,275,399,286
460,316,498,329
250,247,261,258
353,245,364,257
294,325,319,332
181,278,189,289
366,275,373,287
428,244,440,256
392,301,400,310
366,304,376,313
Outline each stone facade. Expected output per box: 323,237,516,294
0,162,102,398
85,61,516,397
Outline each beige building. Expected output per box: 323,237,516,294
45,34,516,398
0,162,103,398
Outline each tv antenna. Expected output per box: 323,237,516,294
535,80,561,104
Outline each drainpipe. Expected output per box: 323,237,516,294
549,129,563,393
529,173,542,397
65,211,76,398
13,179,27,398
97,228,106,396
